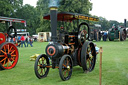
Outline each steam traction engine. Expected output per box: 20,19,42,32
108,19,127,41
34,6,99,80
0,16,26,70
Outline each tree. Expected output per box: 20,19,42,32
35,0,50,33
59,0,92,15
16,4,40,35
0,0,23,17
36,0,93,32
0,0,23,32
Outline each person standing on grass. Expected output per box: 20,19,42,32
26,36,33,47
94,43,99,55
17,35,21,47
20,35,26,47
103,31,108,41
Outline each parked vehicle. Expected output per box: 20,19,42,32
34,8,98,80
0,16,26,70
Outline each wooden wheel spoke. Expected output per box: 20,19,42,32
8,59,12,66
66,58,69,65
9,46,13,53
11,58,15,62
88,59,91,68
42,60,44,64
91,59,94,64
42,57,45,64
41,69,43,75
38,65,42,66
0,55,5,57
2,58,6,66
1,50,6,54
4,46,6,52
11,50,15,55
11,55,16,57
0,57,7,63
40,68,43,75
63,64,67,68
64,70,67,77
7,59,9,67
68,70,70,75
8,45,9,54
63,59,66,65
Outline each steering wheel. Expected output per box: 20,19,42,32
78,30,87,45
7,26,17,38
78,22,90,45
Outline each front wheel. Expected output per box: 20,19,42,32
34,54,50,79
59,55,73,81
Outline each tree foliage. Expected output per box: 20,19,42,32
35,0,93,32
0,0,126,35
59,0,92,14
0,0,23,17
16,4,40,35
0,0,23,32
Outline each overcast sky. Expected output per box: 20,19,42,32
23,0,128,23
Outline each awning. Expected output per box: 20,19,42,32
43,12,99,22
0,16,26,27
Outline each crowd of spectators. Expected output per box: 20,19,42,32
9,35,33,47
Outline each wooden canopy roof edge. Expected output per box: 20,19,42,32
43,12,99,22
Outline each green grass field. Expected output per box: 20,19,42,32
0,40,128,85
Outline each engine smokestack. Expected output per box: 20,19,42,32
49,0,59,42
124,19,127,28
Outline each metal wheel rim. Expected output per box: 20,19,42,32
81,42,96,72
0,42,19,69
59,55,73,81
34,54,50,78
86,44,95,71
121,29,126,40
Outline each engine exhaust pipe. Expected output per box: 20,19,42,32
49,0,58,42
124,19,127,28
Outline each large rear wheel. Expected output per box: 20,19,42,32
0,42,19,70
81,42,96,72
120,28,127,41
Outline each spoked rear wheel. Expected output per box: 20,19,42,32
81,42,96,72
120,28,127,41
59,55,73,81
0,42,19,70
34,54,50,79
